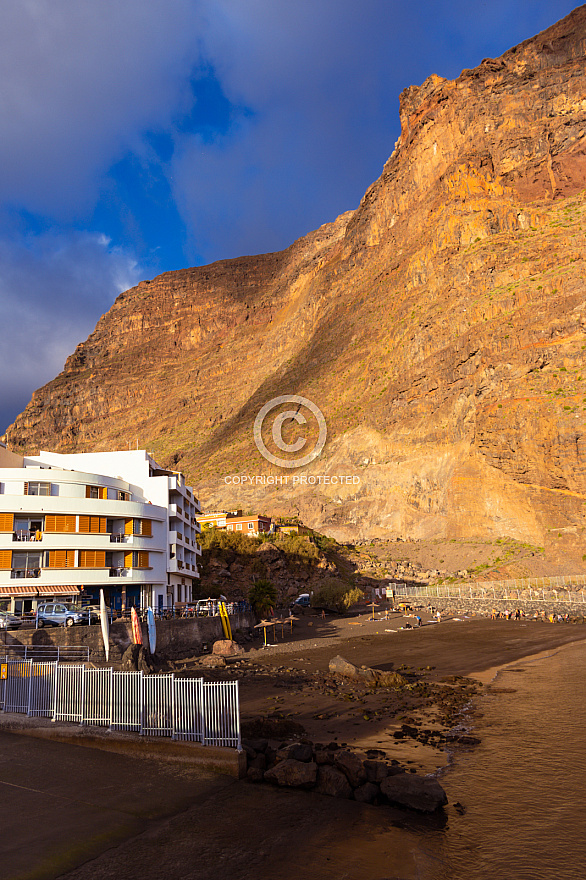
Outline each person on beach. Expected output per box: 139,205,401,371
416,615,422,627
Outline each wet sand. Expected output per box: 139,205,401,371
4,615,586,880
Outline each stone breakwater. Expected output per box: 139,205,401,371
242,738,448,813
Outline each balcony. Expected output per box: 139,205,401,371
109,568,131,578
110,533,131,543
11,569,41,579
12,531,43,542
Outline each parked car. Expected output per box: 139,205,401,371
81,605,107,624
290,593,311,610
36,603,88,627
0,611,22,630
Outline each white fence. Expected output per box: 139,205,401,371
0,660,241,749
392,579,586,606
0,645,90,663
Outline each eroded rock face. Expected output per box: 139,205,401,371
5,8,586,549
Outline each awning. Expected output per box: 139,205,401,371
0,585,81,597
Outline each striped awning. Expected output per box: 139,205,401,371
0,585,81,597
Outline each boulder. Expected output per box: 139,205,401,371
247,767,265,782
328,656,408,688
380,774,448,813
212,639,244,657
264,759,317,789
276,742,314,763
329,655,360,677
199,655,226,667
333,750,367,788
353,782,380,804
242,738,268,754
315,749,334,765
315,765,353,799
249,754,267,772
363,759,389,784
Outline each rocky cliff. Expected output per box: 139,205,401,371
5,7,586,550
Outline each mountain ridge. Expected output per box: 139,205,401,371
5,6,586,559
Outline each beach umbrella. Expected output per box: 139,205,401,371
254,619,274,647
367,600,380,621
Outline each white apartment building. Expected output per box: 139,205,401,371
0,444,200,614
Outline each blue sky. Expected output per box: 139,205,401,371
0,0,579,434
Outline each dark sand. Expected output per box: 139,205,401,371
2,615,585,880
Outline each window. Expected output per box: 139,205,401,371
236,524,242,530
12,551,42,576
25,481,51,496
132,519,152,537
78,550,106,568
247,523,254,530
117,490,130,502
130,551,149,568
45,515,76,533
0,513,14,532
47,550,75,568
86,485,107,499
78,515,107,534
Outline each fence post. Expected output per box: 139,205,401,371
26,660,33,716
171,673,177,741
109,667,113,730
139,670,144,736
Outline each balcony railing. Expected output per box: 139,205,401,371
12,531,43,542
11,569,41,579
110,534,130,543
109,568,131,578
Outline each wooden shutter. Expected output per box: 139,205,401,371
85,486,107,499
0,513,14,532
79,550,106,568
124,519,133,536
47,550,75,568
124,551,133,569
136,551,149,568
0,550,11,569
45,515,76,533
79,515,106,534
23,482,29,495
141,519,152,537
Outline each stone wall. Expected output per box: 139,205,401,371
1,612,256,663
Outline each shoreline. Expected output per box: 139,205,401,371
9,617,586,880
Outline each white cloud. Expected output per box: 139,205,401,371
0,230,140,431
0,0,202,216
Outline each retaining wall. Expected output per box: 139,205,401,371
1,612,256,663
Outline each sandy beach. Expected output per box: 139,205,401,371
4,612,586,880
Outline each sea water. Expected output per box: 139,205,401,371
422,639,586,879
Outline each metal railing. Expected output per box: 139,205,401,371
0,660,240,748
392,575,586,605
0,645,90,663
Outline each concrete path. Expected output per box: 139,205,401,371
0,731,230,879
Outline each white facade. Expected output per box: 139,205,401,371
0,445,200,614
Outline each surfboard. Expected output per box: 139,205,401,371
100,589,109,662
131,606,142,645
219,602,229,639
222,602,233,641
146,606,156,655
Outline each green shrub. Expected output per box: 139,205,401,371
312,577,363,612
